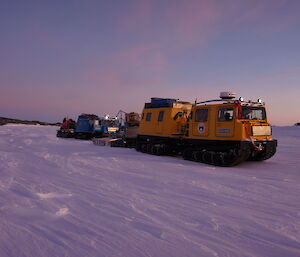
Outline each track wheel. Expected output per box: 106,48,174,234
183,148,194,161
151,145,160,155
193,150,203,162
202,151,214,164
136,142,142,152
146,144,152,153
141,144,148,153
212,152,225,166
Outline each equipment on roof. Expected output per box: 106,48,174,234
220,91,236,99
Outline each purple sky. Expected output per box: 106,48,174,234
1,0,300,125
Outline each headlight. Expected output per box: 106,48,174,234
252,126,271,136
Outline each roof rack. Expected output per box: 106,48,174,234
196,99,232,105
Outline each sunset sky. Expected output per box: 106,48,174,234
1,0,300,125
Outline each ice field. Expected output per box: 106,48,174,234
0,124,299,257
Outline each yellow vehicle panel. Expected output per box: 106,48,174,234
139,104,192,138
186,103,273,142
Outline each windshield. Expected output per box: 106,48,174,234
241,106,266,120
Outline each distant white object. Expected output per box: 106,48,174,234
220,91,236,99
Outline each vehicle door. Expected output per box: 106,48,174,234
215,106,235,137
192,107,209,137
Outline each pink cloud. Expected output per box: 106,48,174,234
116,44,167,72
83,43,168,92
84,68,122,87
119,0,153,31
229,0,300,34
164,0,221,49
117,0,222,51
117,0,300,52
0,82,65,120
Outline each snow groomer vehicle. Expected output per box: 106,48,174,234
136,92,277,166
56,118,76,138
74,113,108,139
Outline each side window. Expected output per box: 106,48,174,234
173,112,183,120
218,108,234,121
195,109,208,122
158,111,164,122
146,112,152,121
141,113,144,120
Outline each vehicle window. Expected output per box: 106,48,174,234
158,111,164,122
141,113,144,120
146,112,152,121
173,112,183,120
195,109,208,122
218,108,234,121
241,107,266,120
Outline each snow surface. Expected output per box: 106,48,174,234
0,124,300,257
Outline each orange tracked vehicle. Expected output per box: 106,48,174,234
136,93,277,166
